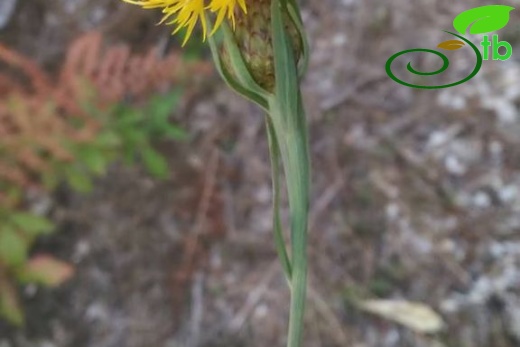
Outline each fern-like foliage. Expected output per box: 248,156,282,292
0,31,211,325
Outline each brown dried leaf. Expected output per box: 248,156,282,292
359,299,445,333
20,255,74,287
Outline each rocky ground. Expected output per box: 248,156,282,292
0,0,519,346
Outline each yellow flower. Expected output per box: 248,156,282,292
123,0,247,45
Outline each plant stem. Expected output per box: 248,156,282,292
266,116,293,281
268,94,310,347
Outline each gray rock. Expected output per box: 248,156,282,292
0,0,17,29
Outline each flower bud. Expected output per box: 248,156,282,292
221,0,303,92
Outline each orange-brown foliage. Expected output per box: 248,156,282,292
0,32,212,207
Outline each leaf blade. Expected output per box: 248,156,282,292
17,255,74,287
0,279,24,326
141,146,169,179
10,213,54,237
358,299,445,334
0,227,27,267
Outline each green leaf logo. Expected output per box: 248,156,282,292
453,5,515,35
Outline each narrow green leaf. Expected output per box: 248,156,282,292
272,0,299,129
120,126,147,146
10,213,54,237
162,125,189,141
65,168,93,193
142,91,189,141
270,1,311,346
287,2,310,78
207,23,269,111
0,227,27,267
266,117,292,280
79,146,108,175
116,108,143,127
0,279,24,326
147,90,182,123
95,131,121,147
141,146,169,179
221,23,271,99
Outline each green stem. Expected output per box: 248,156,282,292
209,0,311,344
266,116,293,281
268,94,310,347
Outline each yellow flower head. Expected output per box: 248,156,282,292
123,0,247,45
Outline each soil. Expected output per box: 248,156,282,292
1,1,520,347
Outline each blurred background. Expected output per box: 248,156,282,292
0,0,520,346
